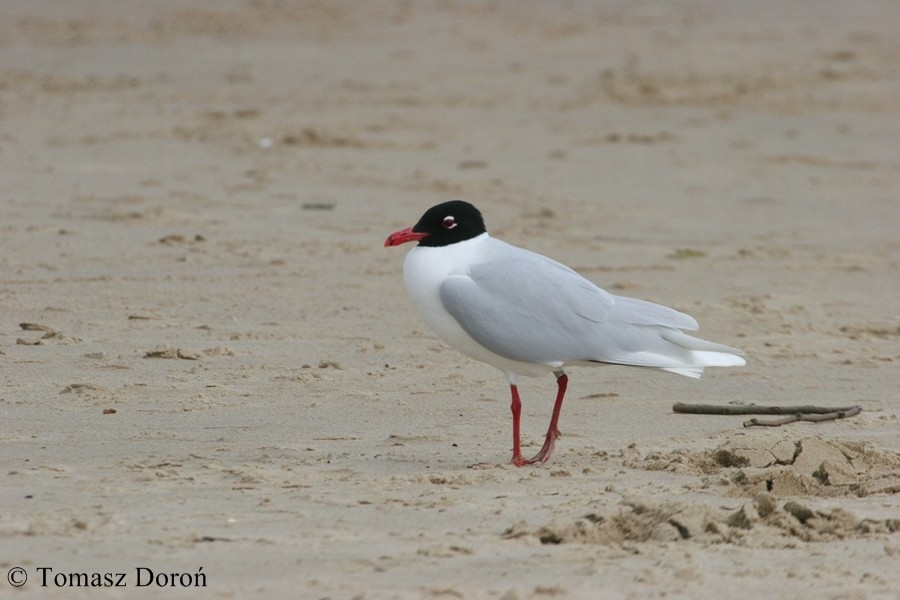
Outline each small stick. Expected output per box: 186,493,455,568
742,406,862,428
673,402,863,428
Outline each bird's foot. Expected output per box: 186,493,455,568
510,452,551,467
511,454,533,467
511,429,561,466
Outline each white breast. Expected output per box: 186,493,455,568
402,234,555,381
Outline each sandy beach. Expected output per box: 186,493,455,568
2,1,898,598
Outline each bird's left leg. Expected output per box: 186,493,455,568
527,370,567,464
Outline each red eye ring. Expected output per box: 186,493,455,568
442,216,457,229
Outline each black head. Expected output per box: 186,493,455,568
411,200,487,247
385,200,487,248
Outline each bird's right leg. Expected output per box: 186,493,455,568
509,384,529,467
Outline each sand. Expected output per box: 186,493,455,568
1,1,898,598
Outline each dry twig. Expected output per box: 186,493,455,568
672,402,863,428
742,406,862,427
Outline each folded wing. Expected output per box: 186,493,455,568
439,248,743,376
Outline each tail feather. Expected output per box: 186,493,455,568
660,328,744,357
585,326,745,378
658,328,746,378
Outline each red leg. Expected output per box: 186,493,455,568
509,384,528,467
509,372,568,467
526,372,567,464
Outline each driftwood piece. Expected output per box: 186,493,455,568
672,402,863,428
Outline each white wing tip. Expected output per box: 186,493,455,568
692,350,746,368
662,366,705,378
661,352,745,378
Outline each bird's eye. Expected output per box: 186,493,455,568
442,216,457,229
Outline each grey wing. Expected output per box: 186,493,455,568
438,255,617,365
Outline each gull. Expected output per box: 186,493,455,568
385,200,745,466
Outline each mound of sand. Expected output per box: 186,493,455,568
626,434,900,497
505,495,899,548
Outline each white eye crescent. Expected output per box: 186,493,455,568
442,216,457,229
